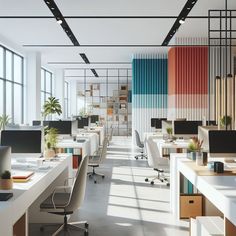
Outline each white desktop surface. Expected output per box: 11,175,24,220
153,139,190,156
143,132,163,141
0,154,72,236
174,157,236,226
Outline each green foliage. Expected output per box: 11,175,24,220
44,127,58,150
42,97,62,118
0,114,11,130
188,137,203,152
1,170,11,179
166,127,173,135
220,115,232,126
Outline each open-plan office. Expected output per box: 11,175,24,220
0,0,236,236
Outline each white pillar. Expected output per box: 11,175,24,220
25,52,41,124
54,69,65,119
69,80,77,117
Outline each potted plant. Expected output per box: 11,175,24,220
42,97,62,119
166,127,173,139
0,114,11,131
44,127,58,159
0,171,13,190
220,115,232,129
188,137,203,162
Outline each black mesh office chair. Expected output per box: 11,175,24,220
40,156,89,236
134,130,147,160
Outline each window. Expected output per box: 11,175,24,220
64,81,69,118
41,68,53,109
0,45,24,124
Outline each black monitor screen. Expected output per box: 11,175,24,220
1,130,42,153
32,120,41,126
174,121,202,135
48,121,72,135
151,118,167,129
209,130,236,153
77,117,89,128
206,120,217,126
91,115,99,123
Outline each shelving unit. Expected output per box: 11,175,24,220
77,68,132,136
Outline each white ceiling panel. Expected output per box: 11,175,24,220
0,19,71,45
56,0,186,16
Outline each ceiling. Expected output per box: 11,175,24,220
0,0,235,79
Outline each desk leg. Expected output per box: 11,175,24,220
225,217,236,236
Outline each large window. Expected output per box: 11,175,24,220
41,68,53,109
64,81,69,118
0,45,24,124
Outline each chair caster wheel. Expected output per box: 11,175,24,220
102,176,105,179
150,181,154,185
85,223,89,229
167,183,170,187
161,179,164,182
88,175,92,179
40,226,44,232
94,180,97,184
135,157,138,160
145,178,149,182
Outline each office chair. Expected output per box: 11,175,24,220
88,138,108,184
107,126,113,146
134,130,147,160
144,138,169,186
40,156,89,236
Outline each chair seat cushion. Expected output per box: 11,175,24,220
40,192,71,210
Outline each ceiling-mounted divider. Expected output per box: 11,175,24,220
132,54,168,139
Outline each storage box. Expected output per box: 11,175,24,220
180,194,203,219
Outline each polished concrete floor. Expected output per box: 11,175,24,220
29,136,189,236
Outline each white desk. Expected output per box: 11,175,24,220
0,154,72,236
83,126,105,145
172,156,236,235
143,132,163,141
56,139,89,158
153,139,190,157
76,133,99,155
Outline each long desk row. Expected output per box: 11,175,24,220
170,153,236,236
0,154,72,236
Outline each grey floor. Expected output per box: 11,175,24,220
29,136,189,236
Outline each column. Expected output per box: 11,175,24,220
69,80,77,117
25,51,41,124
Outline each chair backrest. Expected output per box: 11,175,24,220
134,130,142,147
100,138,108,163
65,155,89,212
145,138,162,168
109,127,113,142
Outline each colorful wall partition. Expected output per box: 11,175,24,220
168,47,208,120
132,55,168,137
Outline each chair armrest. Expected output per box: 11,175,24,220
51,186,71,209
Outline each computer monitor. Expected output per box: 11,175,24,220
209,130,236,158
0,146,11,175
32,120,41,126
174,121,202,138
1,130,42,153
48,121,72,135
77,117,89,129
90,115,99,124
151,118,167,129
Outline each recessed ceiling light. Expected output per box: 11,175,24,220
57,19,63,24
179,19,185,24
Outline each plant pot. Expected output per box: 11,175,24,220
195,151,204,166
188,152,197,161
44,149,56,159
0,178,13,190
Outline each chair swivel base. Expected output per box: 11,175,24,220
134,152,147,160
87,166,105,184
145,169,169,186
40,218,89,236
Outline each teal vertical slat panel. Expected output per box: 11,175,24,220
132,56,168,108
